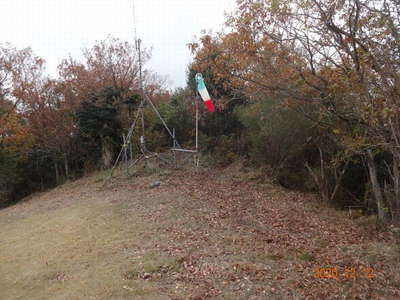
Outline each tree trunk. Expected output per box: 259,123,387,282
101,137,114,169
391,149,400,222
64,153,69,180
367,150,386,221
305,147,330,202
330,159,350,202
36,159,44,190
54,158,59,185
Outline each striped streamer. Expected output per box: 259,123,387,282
195,73,215,112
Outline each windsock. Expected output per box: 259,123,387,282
195,73,215,112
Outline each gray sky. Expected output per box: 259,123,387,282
0,0,237,89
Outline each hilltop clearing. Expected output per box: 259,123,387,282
1,165,399,299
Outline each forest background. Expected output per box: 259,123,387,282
1,0,400,224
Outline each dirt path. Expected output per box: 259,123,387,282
0,166,399,299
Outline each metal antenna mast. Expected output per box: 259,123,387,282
132,0,138,41
104,0,187,184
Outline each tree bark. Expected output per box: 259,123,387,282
391,149,400,222
64,153,69,180
367,150,386,221
101,137,113,169
54,158,59,185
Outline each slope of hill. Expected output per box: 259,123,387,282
1,165,399,299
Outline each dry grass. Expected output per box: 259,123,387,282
1,163,399,299
0,171,170,300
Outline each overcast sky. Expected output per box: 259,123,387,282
0,0,237,89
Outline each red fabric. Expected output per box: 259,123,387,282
204,100,215,112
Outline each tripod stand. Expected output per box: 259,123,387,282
103,37,200,185
105,89,182,181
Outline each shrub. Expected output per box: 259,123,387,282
237,98,317,187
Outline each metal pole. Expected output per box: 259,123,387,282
195,96,199,152
195,95,200,167
140,108,145,153
136,38,146,154
123,134,129,176
104,101,143,184
172,128,177,167
136,36,181,150
144,93,181,148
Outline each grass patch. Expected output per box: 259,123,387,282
124,251,181,280
299,252,315,262
266,253,285,261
